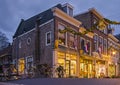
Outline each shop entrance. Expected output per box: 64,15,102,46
66,60,70,77
80,59,93,78
65,60,76,77
18,58,25,75
57,52,77,77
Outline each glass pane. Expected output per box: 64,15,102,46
71,60,76,76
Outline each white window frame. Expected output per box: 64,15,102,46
19,41,21,48
46,31,51,46
26,56,33,69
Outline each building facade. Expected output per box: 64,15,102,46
12,3,120,78
0,45,12,74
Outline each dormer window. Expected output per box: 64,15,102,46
62,3,74,17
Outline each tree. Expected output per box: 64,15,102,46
0,31,10,50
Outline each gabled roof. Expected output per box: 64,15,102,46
13,4,63,38
74,8,108,29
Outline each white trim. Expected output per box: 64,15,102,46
39,19,53,28
62,3,74,9
52,7,81,28
13,19,54,40
18,28,35,38
46,31,51,46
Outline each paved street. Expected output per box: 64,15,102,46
0,78,119,85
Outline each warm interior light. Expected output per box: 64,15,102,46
112,51,116,55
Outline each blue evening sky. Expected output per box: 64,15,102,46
0,0,120,42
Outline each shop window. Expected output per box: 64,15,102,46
26,56,33,74
58,24,66,46
46,31,51,46
58,59,65,68
71,60,76,76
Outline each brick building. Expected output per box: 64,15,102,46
12,3,120,78
0,45,12,73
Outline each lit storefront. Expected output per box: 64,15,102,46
95,61,106,78
57,52,77,77
108,64,115,77
18,58,25,75
80,59,93,78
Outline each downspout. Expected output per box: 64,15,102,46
35,18,40,67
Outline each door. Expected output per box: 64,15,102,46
66,60,70,77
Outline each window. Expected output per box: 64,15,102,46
68,7,73,16
58,24,66,46
80,38,85,51
62,4,73,17
104,29,107,34
46,31,51,46
69,33,75,48
93,34,98,51
27,37,31,45
104,39,107,55
19,42,21,48
26,56,33,74
99,36,103,53
80,38,91,55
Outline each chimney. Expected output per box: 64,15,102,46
62,3,74,17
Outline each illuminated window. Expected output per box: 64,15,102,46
71,60,76,76
18,58,25,75
58,24,66,46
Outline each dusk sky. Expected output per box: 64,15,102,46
0,0,120,42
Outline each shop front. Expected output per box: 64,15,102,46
95,60,106,78
108,64,116,77
57,52,77,77
80,59,93,78
18,58,25,75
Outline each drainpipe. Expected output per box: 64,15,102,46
35,17,41,76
